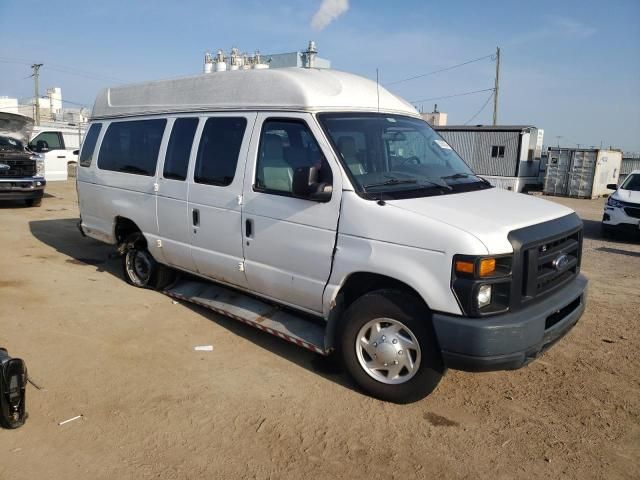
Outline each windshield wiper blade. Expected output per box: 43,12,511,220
362,178,418,189
441,173,473,180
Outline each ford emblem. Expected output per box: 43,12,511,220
0,163,10,171
552,254,571,271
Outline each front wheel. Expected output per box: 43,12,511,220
340,290,444,403
121,234,175,290
26,198,42,207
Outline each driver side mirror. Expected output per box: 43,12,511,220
30,140,49,153
292,166,332,202
606,183,618,190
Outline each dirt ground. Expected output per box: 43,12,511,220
0,180,638,480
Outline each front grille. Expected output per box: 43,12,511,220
523,230,581,297
508,214,583,310
0,158,36,177
624,207,640,219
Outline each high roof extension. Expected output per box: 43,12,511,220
91,68,418,120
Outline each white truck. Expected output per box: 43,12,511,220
77,68,587,403
29,123,84,181
0,112,46,206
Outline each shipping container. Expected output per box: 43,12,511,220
543,148,622,199
620,155,640,183
435,125,544,192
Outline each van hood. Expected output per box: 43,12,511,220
386,187,575,253
0,112,34,145
613,189,640,204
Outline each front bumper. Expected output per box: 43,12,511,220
432,274,588,371
602,205,640,230
0,178,46,200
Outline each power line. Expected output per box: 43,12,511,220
385,53,495,86
410,87,495,105
0,57,128,84
463,91,495,125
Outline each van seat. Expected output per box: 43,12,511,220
261,134,292,191
337,136,365,175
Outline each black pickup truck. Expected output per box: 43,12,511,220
0,112,46,207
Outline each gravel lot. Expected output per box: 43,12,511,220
1,180,638,479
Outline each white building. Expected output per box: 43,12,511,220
420,104,448,126
0,87,88,124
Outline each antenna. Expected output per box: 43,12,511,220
376,68,380,112
492,46,500,126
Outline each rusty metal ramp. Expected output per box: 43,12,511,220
165,280,327,355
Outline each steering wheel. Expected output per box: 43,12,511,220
395,156,420,166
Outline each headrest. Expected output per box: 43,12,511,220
263,134,283,159
337,136,356,157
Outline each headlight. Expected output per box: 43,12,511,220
607,197,623,208
452,255,512,317
477,285,492,308
31,154,45,177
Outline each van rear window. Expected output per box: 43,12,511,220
194,117,247,186
79,123,102,167
98,119,166,176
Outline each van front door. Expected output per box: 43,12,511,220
187,113,256,289
241,114,342,313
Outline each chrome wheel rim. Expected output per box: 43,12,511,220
126,249,151,286
355,318,421,385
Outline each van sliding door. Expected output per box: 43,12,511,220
187,113,257,289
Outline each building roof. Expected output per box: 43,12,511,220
434,125,536,132
91,68,418,119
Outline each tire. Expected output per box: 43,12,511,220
601,223,613,239
340,290,444,403
121,233,175,290
26,198,42,207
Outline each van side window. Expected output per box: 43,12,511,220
194,117,247,186
164,118,198,181
79,123,102,167
30,131,63,151
98,119,166,176
255,119,332,195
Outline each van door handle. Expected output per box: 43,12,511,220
192,209,200,226
245,219,253,238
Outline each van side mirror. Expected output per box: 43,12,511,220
606,183,618,190
292,166,332,202
73,150,80,155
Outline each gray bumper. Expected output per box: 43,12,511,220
0,178,46,200
432,274,588,371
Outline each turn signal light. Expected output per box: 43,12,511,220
479,258,496,277
455,260,474,275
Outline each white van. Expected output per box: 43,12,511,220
29,124,83,181
77,68,587,403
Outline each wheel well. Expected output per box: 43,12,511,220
338,272,426,310
114,217,142,245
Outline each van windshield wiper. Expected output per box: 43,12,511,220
362,178,417,189
362,177,452,191
441,172,473,180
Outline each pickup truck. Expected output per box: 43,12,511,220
0,112,46,207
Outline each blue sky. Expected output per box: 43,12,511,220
1,0,639,151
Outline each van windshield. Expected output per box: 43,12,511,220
318,113,491,199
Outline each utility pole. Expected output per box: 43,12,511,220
492,46,500,126
31,63,43,126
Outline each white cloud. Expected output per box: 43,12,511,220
311,0,349,31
